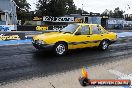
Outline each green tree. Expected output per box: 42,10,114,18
102,7,124,18
109,10,113,17
36,0,49,16
102,9,109,15
65,0,77,14
75,8,88,14
113,7,124,18
47,0,66,16
36,0,77,16
76,8,82,14
14,0,31,24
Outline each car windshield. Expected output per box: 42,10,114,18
60,24,79,34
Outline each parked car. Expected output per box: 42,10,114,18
32,23,117,56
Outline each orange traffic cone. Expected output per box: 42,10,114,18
82,67,88,78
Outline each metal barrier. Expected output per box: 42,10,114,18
0,32,25,41
17,25,67,31
17,25,36,31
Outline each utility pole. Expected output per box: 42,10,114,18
82,4,84,14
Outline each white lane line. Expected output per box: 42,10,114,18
108,69,132,88
108,69,127,78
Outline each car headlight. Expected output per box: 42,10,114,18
37,40,45,45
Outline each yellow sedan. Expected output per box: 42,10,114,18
32,23,117,56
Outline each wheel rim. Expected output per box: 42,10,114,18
102,41,108,50
56,44,66,55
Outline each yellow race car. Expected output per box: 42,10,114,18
32,23,117,56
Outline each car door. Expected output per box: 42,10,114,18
99,25,109,38
71,25,91,49
90,25,106,47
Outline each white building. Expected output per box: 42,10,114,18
0,0,17,25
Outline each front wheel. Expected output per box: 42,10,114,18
53,43,68,56
99,40,109,50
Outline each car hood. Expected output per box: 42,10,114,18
33,32,66,40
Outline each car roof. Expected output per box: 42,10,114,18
75,23,100,26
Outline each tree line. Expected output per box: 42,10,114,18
13,0,132,24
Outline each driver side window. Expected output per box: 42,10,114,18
92,25,101,34
76,25,90,35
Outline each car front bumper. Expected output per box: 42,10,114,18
32,41,54,50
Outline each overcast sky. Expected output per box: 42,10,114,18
27,0,132,14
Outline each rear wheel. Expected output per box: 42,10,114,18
99,40,109,50
53,42,68,56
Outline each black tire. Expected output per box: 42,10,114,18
33,44,40,50
53,42,68,56
99,40,109,50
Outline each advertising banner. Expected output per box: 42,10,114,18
43,16,74,22
81,13,100,16
107,19,124,24
36,26,48,31
48,25,66,31
0,25,17,31
36,25,66,31
0,33,25,41
33,17,43,21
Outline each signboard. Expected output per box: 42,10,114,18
43,16,74,22
108,19,124,24
0,33,25,41
124,21,132,25
102,16,109,19
36,26,48,31
33,17,43,21
75,18,83,23
82,13,100,16
35,25,66,31
0,25,17,31
48,25,66,31
108,20,117,24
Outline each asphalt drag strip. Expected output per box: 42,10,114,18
0,51,132,88
0,32,132,88
0,41,131,85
